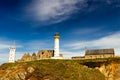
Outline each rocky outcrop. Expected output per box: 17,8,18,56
114,64,120,80
0,64,35,80
97,62,120,80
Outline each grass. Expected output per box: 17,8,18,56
0,59,106,80
2,58,120,80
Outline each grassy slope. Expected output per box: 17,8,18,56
0,60,105,80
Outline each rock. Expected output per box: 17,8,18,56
18,71,26,80
27,67,34,73
14,74,21,80
97,62,120,80
115,64,120,80
1,77,7,80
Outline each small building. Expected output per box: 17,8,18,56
85,48,115,59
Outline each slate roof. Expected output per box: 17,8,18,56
85,48,114,55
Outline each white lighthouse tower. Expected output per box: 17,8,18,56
9,46,16,63
54,33,60,57
52,33,63,59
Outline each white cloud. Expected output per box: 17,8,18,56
71,27,102,35
25,0,120,24
0,38,12,49
0,52,24,65
24,40,53,50
0,38,22,50
0,53,8,64
28,0,87,23
60,49,85,58
106,0,120,5
63,32,120,56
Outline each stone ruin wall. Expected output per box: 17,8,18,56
18,50,54,62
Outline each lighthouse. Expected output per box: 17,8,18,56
52,33,63,59
54,33,60,57
9,46,16,63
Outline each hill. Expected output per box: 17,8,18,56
0,59,105,80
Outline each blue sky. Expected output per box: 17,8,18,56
0,0,120,64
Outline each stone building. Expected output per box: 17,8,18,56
37,50,54,60
18,50,54,62
85,48,115,59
